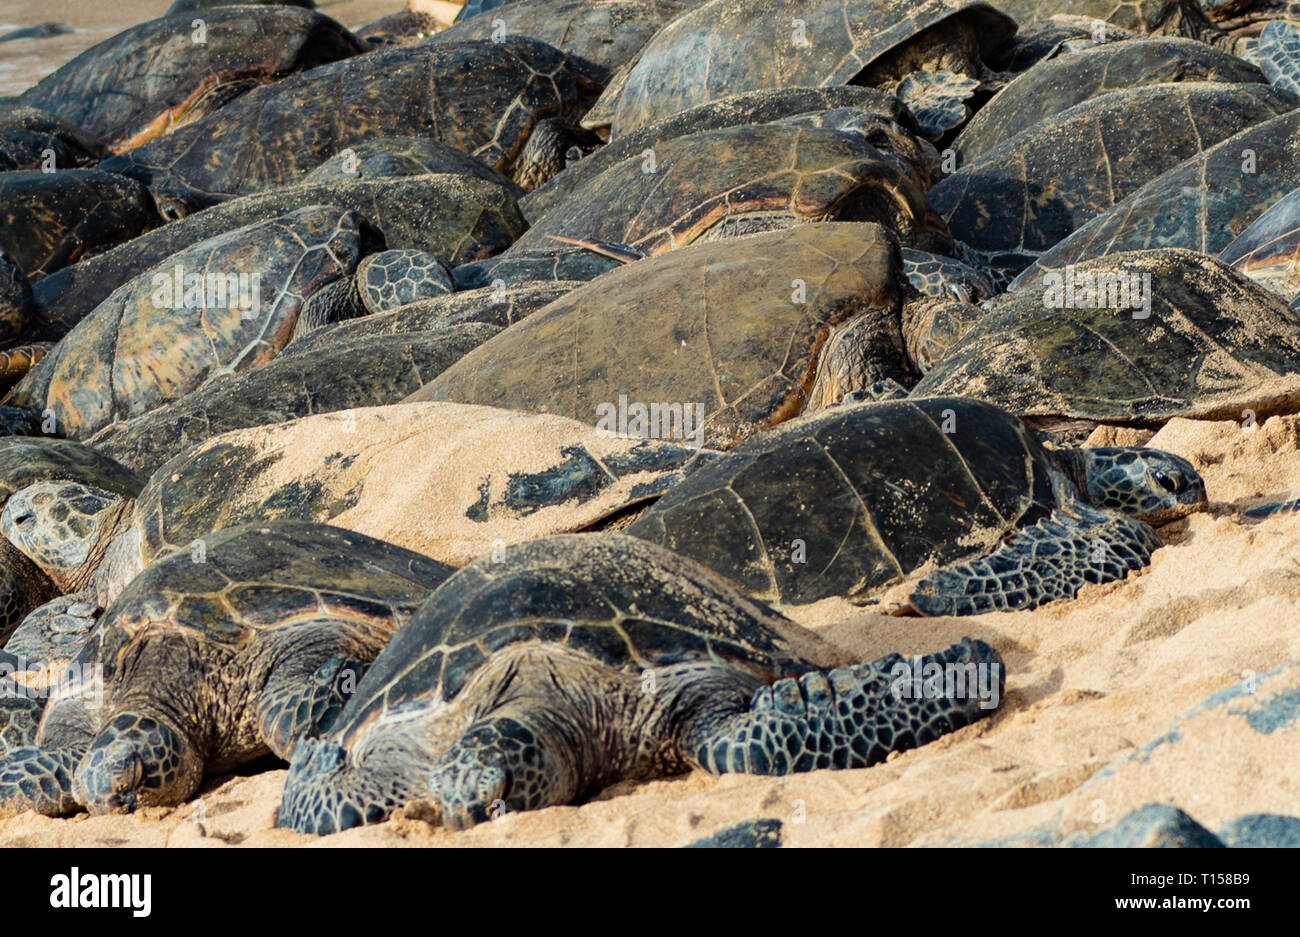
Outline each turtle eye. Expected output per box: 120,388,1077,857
1153,469,1182,494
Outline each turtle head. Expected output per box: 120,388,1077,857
279,737,390,835
2,481,123,593
73,713,201,814
511,118,602,191
1076,447,1207,525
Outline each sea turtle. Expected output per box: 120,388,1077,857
1219,184,1300,305
0,170,162,282
296,137,523,197
991,0,1221,38
98,38,592,205
587,0,1017,139
1255,18,1300,99
913,249,1300,436
508,123,949,258
3,402,712,608
410,223,974,448
283,284,576,356
0,345,51,394
955,38,1267,165
87,327,500,475
522,86,916,223
6,206,379,441
626,396,1204,610
452,251,623,289
29,174,524,339
0,105,104,171
277,533,1003,832
0,251,32,344
928,82,1292,278
433,0,688,84
16,6,365,150
357,251,454,315
357,10,440,47
0,522,454,818
990,15,1137,73
1011,107,1300,287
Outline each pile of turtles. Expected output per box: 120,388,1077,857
0,0,1296,837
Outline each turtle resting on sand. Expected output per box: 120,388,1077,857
0,522,453,818
626,396,1205,611
277,533,1004,833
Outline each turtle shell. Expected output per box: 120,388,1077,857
284,282,574,356
453,251,622,289
98,38,587,201
167,0,316,12
1219,185,1300,306
592,0,1016,137
0,170,161,282
0,104,105,171
1012,108,1300,288
955,38,1265,165
991,0,1209,34
132,402,712,568
8,206,374,440
626,396,1057,605
296,137,522,195
31,174,523,339
16,6,364,148
90,327,499,475
408,223,907,449
929,82,1292,278
86,522,452,689
914,249,1300,425
509,123,947,256
0,251,32,343
330,533,832,747
522,86,914,223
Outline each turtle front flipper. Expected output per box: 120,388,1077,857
0,693,45,755
686,638,1003,775
909,506,1161,616
0,745,84,817
256,654,371,760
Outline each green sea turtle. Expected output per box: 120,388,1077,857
2,402,712,607
357,251,454,315
1011,107,1300,287
1219,184,1300,305
87,327,500,476
522,86,916,223
508,123,949,258
277,533,1004,833
991,15,1136,73
452,251,623,289
357,10,440,47
410,223,972,448
0,170,162,282
914,249,1300,436
283,283,576,356
955,38,1267,165
16,5,365,150
1255,19,1300,99
587,0,1017,139
929,82,1292,278
98,38,592,205
0,522,454,818
296,137,523,197
0,251,32,344
0,105,105,171
0,344,51,394
29,174,524,339
6,206,381,440
626,396,1204,611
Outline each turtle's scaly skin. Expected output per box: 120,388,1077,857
915,249,1300,427
1219,185,1300,305
17,6,365,149
409,223,915,449
358,251,453,315
7,206,377,441
30,174,525,339
626,397,1203,608
929,82,1293,278
522,86,915,223
0,523,454,818
296,137,523,196
89,327,500,476
590,0,1015,138
283,283,574,356
98,38,589,203
277,533,1004,833
508,123,948,258
902,249,997,303
955,38,1266,165
0,170,161,282
357,10,440,47
1011,108,1300,288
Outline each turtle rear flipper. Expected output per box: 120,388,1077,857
687,638,1003,775
908,506,1161,617
257,653,371,760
